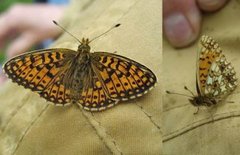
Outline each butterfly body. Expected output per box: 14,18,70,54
3,38,157,111
189,95,217,107
61,38,93,101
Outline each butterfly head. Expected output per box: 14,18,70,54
167,86,202,106
78,38,91,54
189,97,201,106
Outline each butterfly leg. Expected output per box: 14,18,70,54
206,107,215,123
226,100,234,103
210,112,215,123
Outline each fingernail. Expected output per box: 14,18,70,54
164,13,195,47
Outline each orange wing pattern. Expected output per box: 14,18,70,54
197,36,221,93
91,52,157,101
78,73,117,111
3,49,75,105
39,73,71,105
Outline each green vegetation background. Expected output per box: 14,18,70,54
0,0,33,64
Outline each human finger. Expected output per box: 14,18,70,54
163,0,201,48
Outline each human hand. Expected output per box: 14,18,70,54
0,3,65,58
163,0,228,48
0,3,66,85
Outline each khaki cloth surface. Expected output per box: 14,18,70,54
0,0,162,154
163,0,240,154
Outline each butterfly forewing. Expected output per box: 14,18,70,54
197,35,221,94
3,49,76,105
91,52,157,101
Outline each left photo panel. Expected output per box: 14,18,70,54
0,0,162,154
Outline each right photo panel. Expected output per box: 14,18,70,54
163,0,240,154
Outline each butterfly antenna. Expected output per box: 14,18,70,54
89,23,121,43
166,90,193,98
53,20,82,44
184,86,195,96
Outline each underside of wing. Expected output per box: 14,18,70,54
197,35,237,98
204,55,237,98
91,52,157,101
197,35,222,95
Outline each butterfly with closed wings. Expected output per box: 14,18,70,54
166,35,237,113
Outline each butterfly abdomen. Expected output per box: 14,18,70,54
64,53,93,93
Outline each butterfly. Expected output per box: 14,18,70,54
3,22,157,112
166,35,237,112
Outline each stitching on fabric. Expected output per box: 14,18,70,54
109,0,139,25
163,110,240,142
81,0,96,11
163,103,189,112
0,94,31,134
135,104,161,131
81,109,123,155
12,105,49,155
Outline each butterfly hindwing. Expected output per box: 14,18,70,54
205,54,237,97
38,72,72,105
78,73,117,111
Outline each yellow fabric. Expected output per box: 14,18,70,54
0,0,162,154
163,1,240,154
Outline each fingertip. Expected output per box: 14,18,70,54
6,43,20,59
6,33,36,59
197,0,228,12
163,0,201,48
164,13,198,48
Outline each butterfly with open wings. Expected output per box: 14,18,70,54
3,22,157,111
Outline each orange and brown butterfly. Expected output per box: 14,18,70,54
3,21,157,111
166,35,237,112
